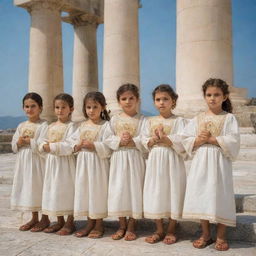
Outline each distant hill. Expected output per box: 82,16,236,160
0,116,26,130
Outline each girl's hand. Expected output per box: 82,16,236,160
148,135,159,148
81,140,95,151
207,136,219,146
17,136,25,148
74,142,83,152
43,143,51,153
194,130,211,147
158,135,173,147
23,136,31,145
120,132,131,146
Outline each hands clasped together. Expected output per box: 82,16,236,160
148,125,172,148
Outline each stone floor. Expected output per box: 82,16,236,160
0,153,256,256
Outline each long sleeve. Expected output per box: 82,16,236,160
216,114,240,161
103,118,121,151
94,122,112,159
168,117,187,156
11,123,22,153
132,115,148,154
141,118,151,152
49,122,77,156
181,117,197,159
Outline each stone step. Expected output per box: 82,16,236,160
237,148,256,161
236,195,256,213
0,142,12,153
0,134,13,143
240,134,256,148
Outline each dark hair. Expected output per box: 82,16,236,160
202,78,233,113
54,93,74,109
116,83,139,101
22,92,43,108
83,91,110,121
152,84,178,109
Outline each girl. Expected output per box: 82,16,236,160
142,85,186,244
71,92,111,238
182,78,240,251
104,83,146,241
39,93,77,235
11,92,50,232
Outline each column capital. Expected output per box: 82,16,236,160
63,13,101,27
24,0,64,13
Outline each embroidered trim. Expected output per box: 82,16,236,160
74,211,107,219
143,211,182,220
42,209,74,216
108,211,142,219
11,205,41,212
182,212,236,227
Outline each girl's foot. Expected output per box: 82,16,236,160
124,231,137,241
30,219,50,232
111,228,126,240
145,232,165,244
88,229,104,239
215,239,229,251
74,219,95,238
56,222,75,236
193,237,214,249
19,220,39,231
163,233,177,245
44,222,64,233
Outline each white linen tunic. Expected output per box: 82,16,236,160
11,120,48,212
39,121,76,216
182,112,240,227
70,120,111,219
142,116,186,219
104,113,146,219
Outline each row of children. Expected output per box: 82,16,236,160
11,78,240,251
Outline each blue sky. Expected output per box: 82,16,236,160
0,0,256,117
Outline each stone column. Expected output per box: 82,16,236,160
70,16,99,121
27,0,63,121
176,0,246,114
103,0,140,113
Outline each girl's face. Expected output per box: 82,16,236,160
204,86,227,113
154,91,174,117
118,91,138,116
23,98,42,122
54,99,73,122
85,99,104,122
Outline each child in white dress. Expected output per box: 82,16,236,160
182,78,240,251
39,93,77,235
71,92,111,238
104,84,146,241
142,85,186,244
11,92,50,232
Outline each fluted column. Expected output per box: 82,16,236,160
103,0,140,113
27,0,64,121
176,0,246,113
70,15,99,121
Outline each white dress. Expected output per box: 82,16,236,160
104,113,146,219
11,120,48,212
70,120,111,219
142,116,187,220
182,112,240,227
39,121,77,216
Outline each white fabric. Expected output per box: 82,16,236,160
39,121,77,216
182,113,240,227
69,121,111,219
11,120,48,212
104,113,146,219
142,116,186,219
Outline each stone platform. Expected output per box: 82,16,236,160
0,153,256,255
